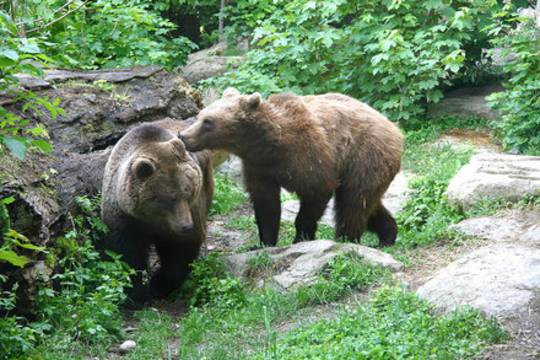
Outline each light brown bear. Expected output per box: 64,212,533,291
179,89,403,247
101,118,213,308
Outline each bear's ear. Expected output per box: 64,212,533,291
132,158,155,180
169,137,187,155
240,93,261,112
223,87,241,98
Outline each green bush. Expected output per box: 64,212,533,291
0,11,58,160
486,7,540,155
0,196,132,359
183,252,246,310
208,0,500,122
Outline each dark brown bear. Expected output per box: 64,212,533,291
101,119,213,308
179,88,403,247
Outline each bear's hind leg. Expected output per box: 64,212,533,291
367,202,397,247
294,193,332,243
334,186,374,242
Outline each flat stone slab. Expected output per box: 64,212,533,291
281,171,410,226
224,239,403,290
450,210,540,244
417,243,540,316
446,153,540,208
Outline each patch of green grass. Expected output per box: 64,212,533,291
248,286,506,360
178,252,387,359
295,252,390,307
124,309,176,360
210,175,247,216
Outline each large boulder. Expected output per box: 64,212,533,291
446,153,540,208
426,85,502,120
181,42,244,85
417,243,540,316
223,239,403,290
449,210,540,244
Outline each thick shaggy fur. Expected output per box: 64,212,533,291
101,119,213,308
179,89,403,247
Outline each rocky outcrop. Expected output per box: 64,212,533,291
223,239,403,290
446,153,540,208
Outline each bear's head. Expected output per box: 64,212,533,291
179,87,262,152
116,131,203,236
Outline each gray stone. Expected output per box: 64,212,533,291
426,85,502,120
450,210,540,244
446,153,540,208
281,171,410,226
181,55,243,84
223,240,403,290
119,340,137,354
417,243,540,316
216,155,243,182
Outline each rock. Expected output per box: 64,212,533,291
281,171,410,225
181,43,243,84
223,240,403,290
450,210,540,244
417,243,540,316
446,153,540,208
216,155,243,182
207,220,251,251
426,85,502,120
119,340,137,354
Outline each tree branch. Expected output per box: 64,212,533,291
25,0,88,35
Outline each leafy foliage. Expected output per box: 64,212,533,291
486,6,540,155
0,197,45,267
0,11,59,160
208,0,501,122
42,0,197,69
0,196,132,359
182,252,246,310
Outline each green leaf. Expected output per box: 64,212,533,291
30,139,53,153
3,137,27,160
0,250,30,267
0,49,19,61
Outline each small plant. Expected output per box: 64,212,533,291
210,175,247,216
183,252,246,310
296,252,389,306
246,251,274,278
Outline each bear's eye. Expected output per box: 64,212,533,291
133,159,155,180
202,118,215,131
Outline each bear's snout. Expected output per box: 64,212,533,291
178,131,201,152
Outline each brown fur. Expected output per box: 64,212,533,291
180,89,403,246
101,118,214,308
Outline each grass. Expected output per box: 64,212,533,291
123,310,177,360
247,286,506,360
210,175,247,215
178,252,391,359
